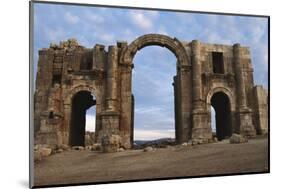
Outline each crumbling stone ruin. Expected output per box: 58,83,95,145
34,34,268,152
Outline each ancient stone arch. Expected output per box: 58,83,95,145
120,34,190,67
206,87,235,112
34,34,268,151
64,85,97,105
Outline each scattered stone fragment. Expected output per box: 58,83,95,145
143,146,154,152
39,147,52,157
181,142,188,146
34,151,42,162
182,142,192,147
229,134,248,144
85,146,92,150
72,146,85,150
92,143,102,151
117,148,125,152
60,144,70,151
165,145,175,150
56,149,64,153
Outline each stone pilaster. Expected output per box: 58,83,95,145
191,40,212,143
99,46,121,151
119,63,133,149
99,111,120,152
177,64,192,143
233,44,256,137
62,104,71,145
106,46,118,111
191,40,203,109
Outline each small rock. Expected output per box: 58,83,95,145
34,151,42,162
34,146,39,151
91,143,102,151
143,146,154,152
60,144,70,151
193,138,205,145
117,148,125,152
181,142,188,146
72,146,85,150
85,146,93,150
213,137,218,142
34,144,51,151
39,147,52,157
56,149,63,153
166,145,174,150
229,134,248,144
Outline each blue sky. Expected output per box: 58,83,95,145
33,3,268,140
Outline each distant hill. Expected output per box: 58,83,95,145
134,138,175,149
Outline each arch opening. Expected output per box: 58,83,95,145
211,92,232,141
122,34,190,68
69,91,96,146
132,46,177,142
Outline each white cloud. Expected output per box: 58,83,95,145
85,11,104,24
100,33,114,43
45,27,64,42
129,10,158,31
85,114,95,132
135,106,164,114
65,12,79,24
134,129,175,140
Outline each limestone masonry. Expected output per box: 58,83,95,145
34,34,268,152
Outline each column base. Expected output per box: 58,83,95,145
99,111,121,152
35,131,59,149
238,108,256,137
191,109,212,144
34,114,62,149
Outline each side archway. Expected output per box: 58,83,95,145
62,85,100,146
206,87,235,140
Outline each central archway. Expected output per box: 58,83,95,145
119,34,192,147
132,46,177,141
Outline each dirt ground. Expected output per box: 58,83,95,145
34,136,268,187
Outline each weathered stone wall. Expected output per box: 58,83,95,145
34,34,268,152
